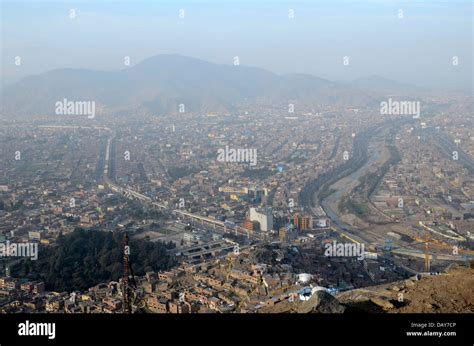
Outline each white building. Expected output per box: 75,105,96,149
249,207,273,232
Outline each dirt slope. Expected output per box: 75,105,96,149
337,266,474,313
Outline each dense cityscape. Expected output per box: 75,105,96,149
1,7,473,339
1,90,473,313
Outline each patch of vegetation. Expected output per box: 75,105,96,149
157,228,175,235
11,229,177,292
346,200,370,216
242,167,273,179
167,166,200,181
318,188,337,201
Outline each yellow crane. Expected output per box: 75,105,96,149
419,233,469,272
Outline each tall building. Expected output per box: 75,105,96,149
290,214,313,231
249,207,273,232
300,215,312,231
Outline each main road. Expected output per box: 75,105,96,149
99,128,260,240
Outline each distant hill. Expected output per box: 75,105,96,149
1,54,376,118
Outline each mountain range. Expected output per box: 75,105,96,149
0,54,427,118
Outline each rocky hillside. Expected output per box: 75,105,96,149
262,265,474,313
338,265,474,313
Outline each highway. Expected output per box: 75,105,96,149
99,128,259,240
435,132,474,174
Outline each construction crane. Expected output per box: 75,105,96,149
414,235,474,255
385,232,472,273
413,233,451,272
382,234,433,272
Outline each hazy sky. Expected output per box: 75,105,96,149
1,0,472,89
